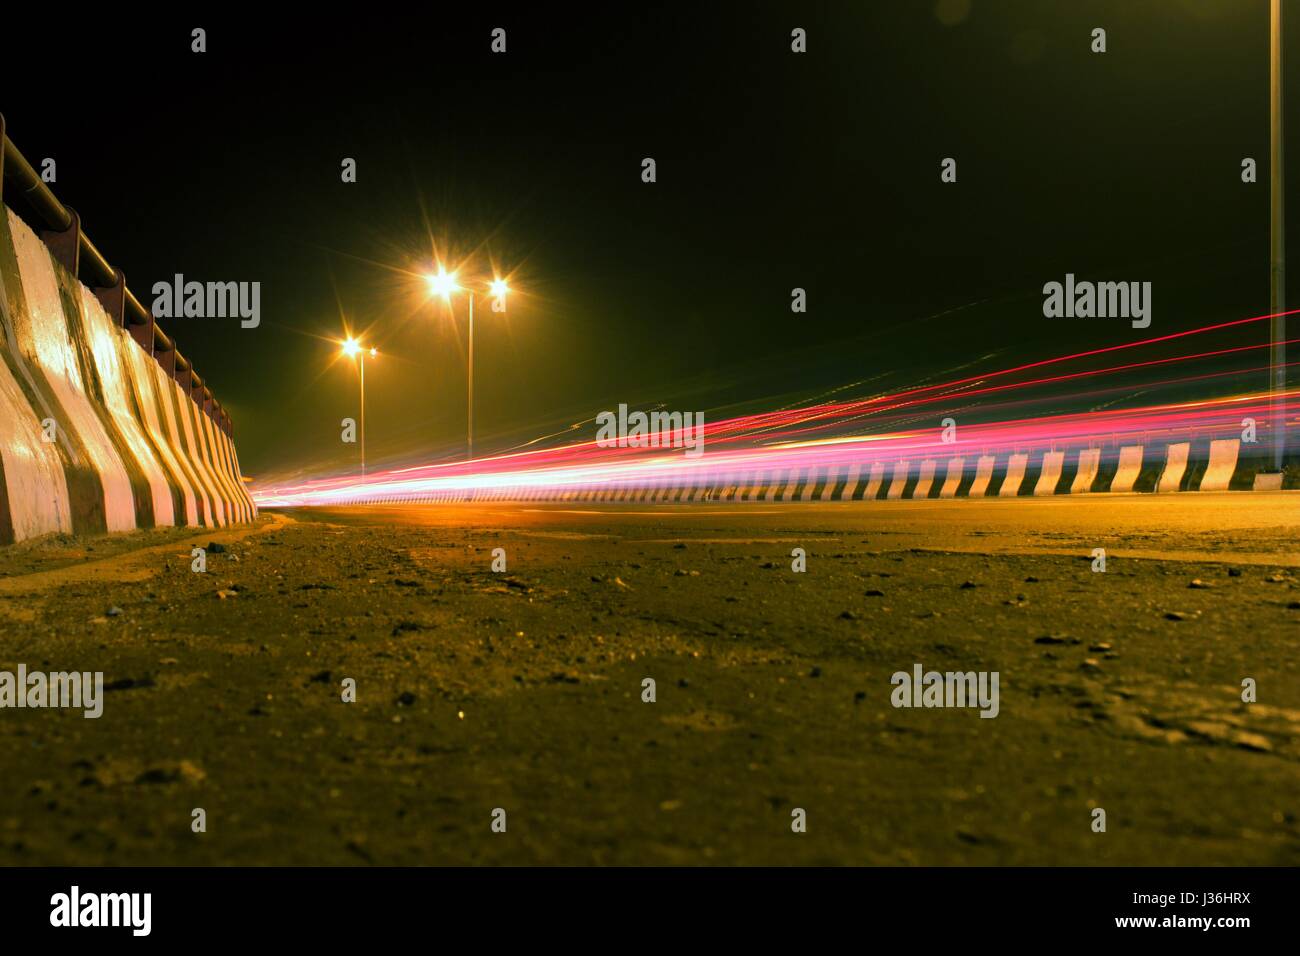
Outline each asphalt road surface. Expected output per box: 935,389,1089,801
1,494,1298,865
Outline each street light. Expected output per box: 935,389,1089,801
1268,0,1286,481
427,267,460,299
340,337,377,481
425,268,510,462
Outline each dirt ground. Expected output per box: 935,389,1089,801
0,496,1298,865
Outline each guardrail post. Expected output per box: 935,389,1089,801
135,309,156,352
94,266,126,325
119,285,156,353
41,206,80,274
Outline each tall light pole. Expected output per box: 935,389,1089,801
342,337,377,481
427,268,510,462
468,289,474,462
1270,0,1286,474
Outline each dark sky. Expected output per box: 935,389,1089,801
4,1,1293,480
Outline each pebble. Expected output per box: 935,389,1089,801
1188,579,1213,589
1234,732,1273,753
864,589,885,597
135,760,206,785
106,606,123,617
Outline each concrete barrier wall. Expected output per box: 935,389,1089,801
1156,442,1190,494
0,205,256,544
1071,448,1101,493
938,457,965,498
1033,451,1065,496
1198,439,1240,492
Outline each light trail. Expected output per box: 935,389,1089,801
255,311,1300,507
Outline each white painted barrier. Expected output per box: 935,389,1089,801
1071,448,1100,494
1110,445,1144,493
1157,442,1190,494
1034,451,1064,496
0,206,256,544
1198,439,1240,492
1000,454,1028,497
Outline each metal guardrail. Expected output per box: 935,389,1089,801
0,113,233,436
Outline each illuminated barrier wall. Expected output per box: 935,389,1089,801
1198,439,1241,492
0,206,256,544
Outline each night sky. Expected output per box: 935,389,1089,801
4,2,1293,480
